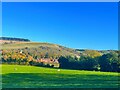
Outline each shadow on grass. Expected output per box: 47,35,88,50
2,73,119,88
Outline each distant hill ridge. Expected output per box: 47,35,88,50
0,37,30,42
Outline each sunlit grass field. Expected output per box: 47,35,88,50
1,64,119,88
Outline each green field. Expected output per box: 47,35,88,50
1,65,119,88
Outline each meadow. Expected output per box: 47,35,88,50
1,64,119,88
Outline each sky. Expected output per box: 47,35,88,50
2,2,118,50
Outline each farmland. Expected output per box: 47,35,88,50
2,64,119,88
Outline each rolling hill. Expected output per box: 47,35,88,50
0,37,116,57
0,37,81,57
1,37,119,71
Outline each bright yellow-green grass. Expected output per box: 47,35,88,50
1,64,119,88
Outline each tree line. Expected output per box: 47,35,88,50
0,37,30,42
0,48,119,72
58,51,119,72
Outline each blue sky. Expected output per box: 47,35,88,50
2,2,118,50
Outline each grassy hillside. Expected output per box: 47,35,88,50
2,41,115,57
2,42,80,57
2,65,119,88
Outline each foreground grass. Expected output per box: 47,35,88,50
1,64,119,88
